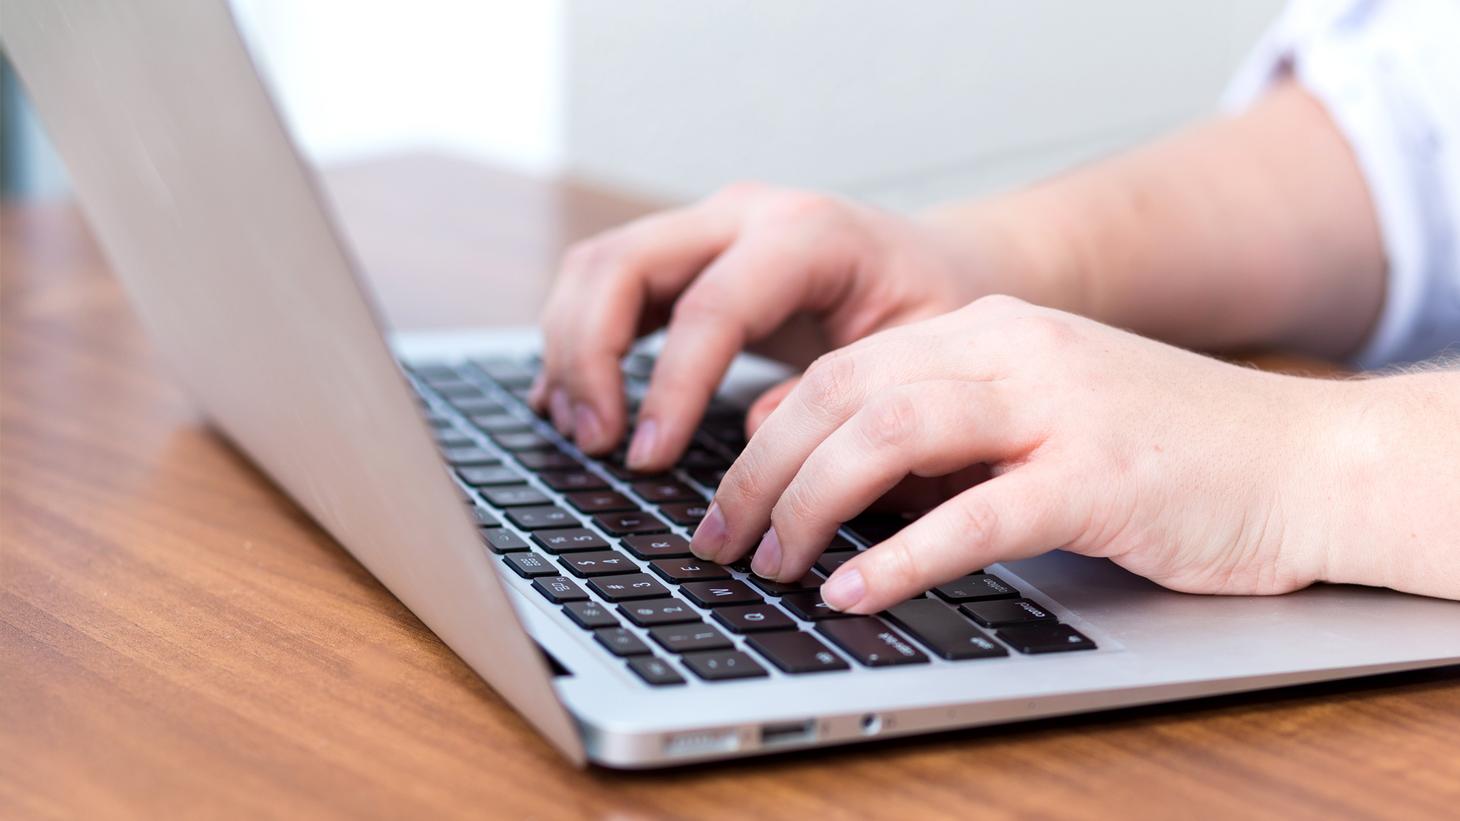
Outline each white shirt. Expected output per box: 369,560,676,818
1225,0,1460,368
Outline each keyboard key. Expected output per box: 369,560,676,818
712,603,796,633
594,627,653,657
960,598,1057,628
457,465,523,486
442,446,499,466
649,622,734,653
679,580,762,608
565,490,638,514
998,623,1097,654
468,412,530,433
559,551,639,577
588,573,671,602
563,600,619,629
411,363,461,382
884,599,1008,660
747,573,820,597
470,507,501,528
677,447,729,471
481,485,552,508
539,470,608,492
688,469,727,489
431,380,484,399
503,552,557,578
491,431,555,452
931,574,1016,603
481,528,530,553
813,551,857,576
620,534,693,560
531,575,588,603
844,513,912,545
627,656,685,686
435,428,475,448
532,528,610,553
816,618,929,667
631,479,700,504
619,598,700,627
473,358,536,388
746,631,850,674
506,505,577,530
515,451,581,471
659,502,709,527
649,558,731,583
450,395,507,415
681,650,768,682
778,590,852,621
593,512,668,536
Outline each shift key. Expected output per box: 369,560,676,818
884,599,1007,660
816,617,928,667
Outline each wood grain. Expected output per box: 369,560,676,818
3,155,1458,820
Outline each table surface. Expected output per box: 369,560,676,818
4,154,1458,820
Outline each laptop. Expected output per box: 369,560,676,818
5,0,1457,769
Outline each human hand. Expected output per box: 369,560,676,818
690,296,1352,613
531,183,988,471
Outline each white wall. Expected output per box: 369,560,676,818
235,0,1284,209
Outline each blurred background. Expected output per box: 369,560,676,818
3,0,1282,209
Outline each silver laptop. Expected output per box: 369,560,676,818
5,0,1457,769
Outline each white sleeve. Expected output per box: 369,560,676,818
1224,0,1460,369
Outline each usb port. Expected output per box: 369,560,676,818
759,720,816,746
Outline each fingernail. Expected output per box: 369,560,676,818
690,502,726,560
821,568,865,612
626,418,659,469
549,389,574,435
574,402,602,450
751,528,782,579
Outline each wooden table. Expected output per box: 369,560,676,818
4,154,1458,820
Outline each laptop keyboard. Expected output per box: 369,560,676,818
406,354,1096,687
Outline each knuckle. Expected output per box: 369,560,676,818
562,233,629,281
712,180,772,204
669,285,732,324
953,495,1000,553
860,390,921,449
875,539,925,592
774,482,822,529
801,351,858,414
722,456,764,505
965,293,1027,318
1011,312,1079,351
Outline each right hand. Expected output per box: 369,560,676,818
532,182,986,472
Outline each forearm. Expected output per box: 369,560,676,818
924,80,1387,359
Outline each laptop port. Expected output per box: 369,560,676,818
759,719,816,746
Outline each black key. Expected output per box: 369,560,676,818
813,551,857,577
747,573,820,597
843,513,912,545
442,446,499,466
631,479,700,504
746,631,850,674
450,395,507,415
532,528,610,554
688,469,727,489
468,412,530,433
481,528,530,553
676,447,729,471
649,622,733,653
588,573,671,602
559,550,639,577
593,511,668,536
884,599,1008,660
503,552,557,578
566,490,638,514
931,574,1015,603
827,534,858,552
659,502,709,527
470,506,501,528
411,363,460,382
620,533,693,560
515,451,581,471
563,600,619,629
532,575,588,603
619,598,699,627
594,627,653,657
423,409,453,428
680,580,762,608
681,650,768,682
649,558,731,583
778,590,852,621
998,623,1097,654
491,431,555,452
457,465,523,487
712,603,796,633
481,485,552,508
435,428,475,448
960,598,1057,628
506,505,578,530
816,617,929,667
473,358,536,388
627,656,685,686
540,470,608,492
431,379,484,399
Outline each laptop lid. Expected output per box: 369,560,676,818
0,0,584,764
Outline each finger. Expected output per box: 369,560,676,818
820,467,1083,614
626,233,838,471
746,377,800,437
537,201,739,452
756,380,1027,582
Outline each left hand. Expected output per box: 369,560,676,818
689,295,1350,614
